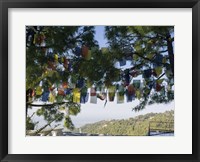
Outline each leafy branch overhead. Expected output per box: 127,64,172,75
105,26,174,111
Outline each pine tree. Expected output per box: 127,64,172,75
26,26,98,132
105,26,174,111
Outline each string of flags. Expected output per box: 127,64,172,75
26,77,168,105
44,45,169,74
27,45,173,105
42,44,171,83
43,45,94,76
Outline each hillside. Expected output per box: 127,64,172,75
79,110,174,136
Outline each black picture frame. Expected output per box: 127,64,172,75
0,0,199,161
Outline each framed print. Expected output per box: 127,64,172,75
0,0,199,161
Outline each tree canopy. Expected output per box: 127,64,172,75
104,26,174,110
26,26,174,133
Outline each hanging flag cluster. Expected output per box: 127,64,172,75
43,45,94,77
27,68,167,105
27,44,170,106
33,32,46,46
74,45,92,60
27,78,152,105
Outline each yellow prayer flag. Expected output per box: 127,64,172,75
35,86,43,96
49,92,55,103
73,88,80,103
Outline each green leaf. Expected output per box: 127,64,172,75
155,66,162,76
146,53,154,59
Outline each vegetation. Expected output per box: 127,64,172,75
105,26,174,110
26,26,98,132
26,26,174,133
79,110,174,136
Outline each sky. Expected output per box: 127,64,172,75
94,26,108,48
29,26,174,129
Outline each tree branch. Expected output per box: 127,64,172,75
156,72,166,80
133,52,166,66
32,119,55,136
159,50,168,53
27,101,80,108
45,124,61,136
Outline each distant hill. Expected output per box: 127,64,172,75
78,110,174,136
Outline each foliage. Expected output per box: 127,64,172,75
26,26,98,130
79,110,174,136
26,116,36,130
105,26,174,111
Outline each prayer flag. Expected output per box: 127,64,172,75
73,88,81,103
90,87,97,104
